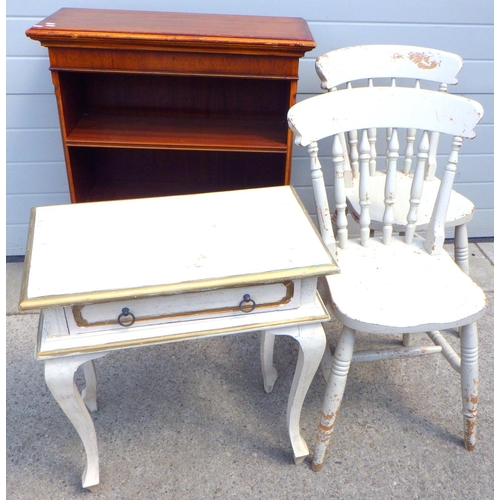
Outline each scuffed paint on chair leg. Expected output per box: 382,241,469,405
312,326,355,471
460,322,479,451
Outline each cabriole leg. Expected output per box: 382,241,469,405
273,323,326,464
320,345,333,383
81,360,98,412
260,331,278,393
312,325,355,472
44,352,107,489
460,322,478,450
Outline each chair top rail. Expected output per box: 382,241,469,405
287,87,483,147
315,44,463,90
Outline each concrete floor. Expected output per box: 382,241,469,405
6,242,494,499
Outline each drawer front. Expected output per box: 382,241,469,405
67,280,299,332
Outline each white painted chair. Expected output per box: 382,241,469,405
315,45,475,276
286,86,485,471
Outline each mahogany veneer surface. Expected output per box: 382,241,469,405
26,8,316,52
26,9,315,202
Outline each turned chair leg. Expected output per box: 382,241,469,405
452,224,469,340
312,325,355,471
399,236,413,347
402,333,412,346
460,322,479,450
454,224,470,275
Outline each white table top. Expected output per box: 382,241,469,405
20,186,338,309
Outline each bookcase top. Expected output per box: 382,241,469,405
26,8,316,53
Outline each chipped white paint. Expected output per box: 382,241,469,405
286,87,485,471
289,88,480,147
315,44,463,91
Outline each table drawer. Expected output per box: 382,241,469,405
65,280,300,332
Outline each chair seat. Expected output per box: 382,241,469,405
327,236,485,334
346,171,475,232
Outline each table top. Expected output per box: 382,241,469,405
20,187,337,310
26,8,316,51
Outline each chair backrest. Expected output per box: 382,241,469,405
315,45,464,181
316,45,463,91
287,87,483,257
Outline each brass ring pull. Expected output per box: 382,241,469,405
117,307,136,327
239,294,256,313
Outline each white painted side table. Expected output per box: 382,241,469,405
19,186,338,490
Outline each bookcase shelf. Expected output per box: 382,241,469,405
26,8,315,202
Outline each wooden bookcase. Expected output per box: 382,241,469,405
26,8,316,202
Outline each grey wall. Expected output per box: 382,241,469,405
6,0,494,255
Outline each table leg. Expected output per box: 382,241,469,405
260,332,278,393
44,352,107,489
269,323,326,464
81,360,98,412
320,345,333,383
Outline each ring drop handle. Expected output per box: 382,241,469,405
117,307,136,327
239,294,256,313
